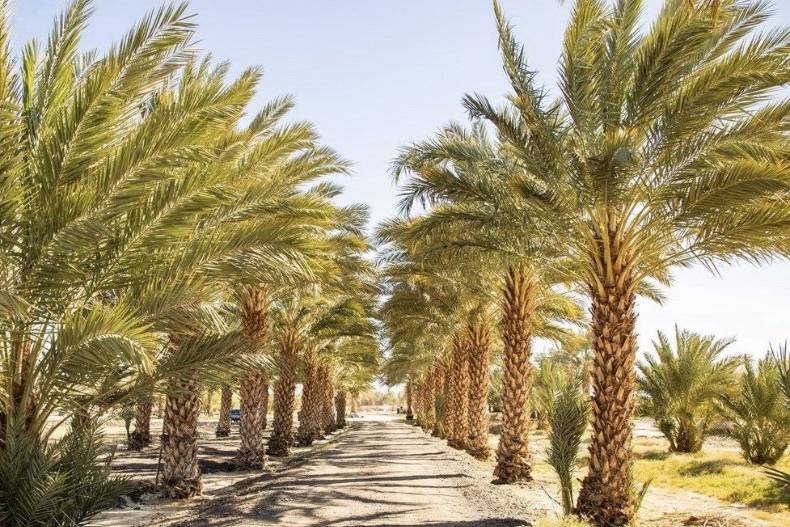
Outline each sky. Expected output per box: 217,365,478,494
13,1,790,360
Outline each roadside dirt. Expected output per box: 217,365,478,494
158,414,537,526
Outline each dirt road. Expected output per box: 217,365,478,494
165,415,538,526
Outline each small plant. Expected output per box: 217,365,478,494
637,327,738,453
0,419,127,527
717,355,790,465
546,377,589,515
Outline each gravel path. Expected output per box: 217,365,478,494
165,415,538,527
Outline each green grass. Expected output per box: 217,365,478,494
633,436,790,513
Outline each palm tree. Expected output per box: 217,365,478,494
447,335,471,450
717,355,790,465
405,382,414,420
431,358,449,437
267,310,300,456
391,1,789,522
128,375,155,450
215,383,233,438
296,345,322,446
465,314,493,459
637,327,738,452
233,286,271,470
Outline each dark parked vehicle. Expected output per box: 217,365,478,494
229,409,241,423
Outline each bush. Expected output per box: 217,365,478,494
717,355,790,465
637,327,738,453
0,419,127,527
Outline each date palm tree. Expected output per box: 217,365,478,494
233,286,271,469
638,326,738,452
717,354,790,465
393,1,790,522
215,382,233,438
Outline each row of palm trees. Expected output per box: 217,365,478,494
378,0,790,525
0,2,379,524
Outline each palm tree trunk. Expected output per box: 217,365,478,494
215,384,232,438
350,390,359,413
576,245,637,526
260,380,269,430
405,382,414,421
432,359,447,438
204,388,213,415
335,391,347,428
413,381,423,427
441,358,453,440
673,418,703,453
320,363,336,434
296,347,321,446
128,394,153,450
447,335,470,450
234,287,269,469
267,328,298,456
422,373,435,433
494,266,536,483
161,373,202,498
235,373,267,468
465,319,491,459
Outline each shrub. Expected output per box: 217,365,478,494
0,419,127,527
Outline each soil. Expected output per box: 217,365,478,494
92,413,778,527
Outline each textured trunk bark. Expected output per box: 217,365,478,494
422,373,435,433
204,389,213,415
405,382,414,421
215,384,232,438
320,363,336,434
234,287,269,469
465,319,491,459
672,418,703,453
413,381,423,427
335,391,347,428
432,359,447,438
162,374,202,498
235,372,267,468
577,230,637,526
260,382,269,430
267,327,298,456
296,347,321,446
447,335,470,450
128,396,153,450
494,266,536,483
441,357,453,440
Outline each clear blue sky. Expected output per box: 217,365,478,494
14,1,790,359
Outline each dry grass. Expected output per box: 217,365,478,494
632,435,790,514
486,415,790,526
